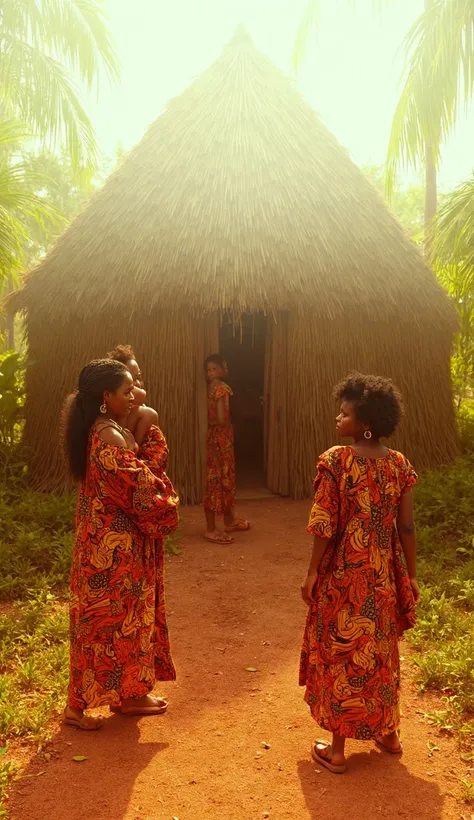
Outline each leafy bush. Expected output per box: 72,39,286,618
411,455,474,745
0,483,74,600
0,352,25,451
457,399,474,453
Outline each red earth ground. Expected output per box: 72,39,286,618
10,500,472,820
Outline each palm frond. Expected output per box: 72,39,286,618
1,0,119,88
386,0,474,197
1,36,97,170
293,0,395,76
429,176,474,292
293,0,321,76
0,120,64,277
0,0,119,170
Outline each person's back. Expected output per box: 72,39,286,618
300,373,419,774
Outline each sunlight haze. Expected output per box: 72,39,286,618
87,0,474,189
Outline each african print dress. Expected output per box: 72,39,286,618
202,382,235,515
299,446,417,740
68,430,179,710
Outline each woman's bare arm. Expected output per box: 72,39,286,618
301,534,329,605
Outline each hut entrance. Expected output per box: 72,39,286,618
220,313,266,489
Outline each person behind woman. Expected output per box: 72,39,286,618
300,373,420,773
62,359,179,730
203,354,250,544
107,344,158,447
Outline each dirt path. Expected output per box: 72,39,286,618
11,500,469,820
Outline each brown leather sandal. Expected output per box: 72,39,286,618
63,707,102,731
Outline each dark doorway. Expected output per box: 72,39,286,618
219,313,266,488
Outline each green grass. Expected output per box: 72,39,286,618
0,483,74,600
410,454,474,768
0,475,182,814
0,448,472,808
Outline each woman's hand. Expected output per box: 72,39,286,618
301,573,318,606
410,577,420,604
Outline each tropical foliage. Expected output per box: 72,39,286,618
0,120,61,281
0,0,118,289
294,0,474,241
430,178,474,404
0,0,119,171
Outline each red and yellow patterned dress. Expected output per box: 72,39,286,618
202,382,235,515
299,445,417,740
68,429,178,710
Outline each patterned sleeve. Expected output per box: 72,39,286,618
95,443,179,537
401,456,417,494
306,452,339,539
139,426,176,496
212,383,231,402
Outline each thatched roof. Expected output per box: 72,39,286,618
9,27,455,325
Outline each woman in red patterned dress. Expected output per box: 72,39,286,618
62,359,179,730
300,373,420,773
203,355,250,544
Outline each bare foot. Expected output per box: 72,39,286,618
112,695,168,715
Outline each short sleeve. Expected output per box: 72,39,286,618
307,453,339,539
212,383,232,402
94,441,179,537
401,456,417,494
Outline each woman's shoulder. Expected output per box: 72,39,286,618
138,406,159,425
317,445,350,473
92,424,128,449
210,381,233,400
319,445,351,464
387,449,417,482
387,449,415,469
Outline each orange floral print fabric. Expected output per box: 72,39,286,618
68,430,179,710
299,445,417,740
203,382,235,515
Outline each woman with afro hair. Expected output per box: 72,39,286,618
299,373,419,773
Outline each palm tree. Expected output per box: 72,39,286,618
293,0,474,256
385,0,474,255
429,178,474,404
0,119,63,347
0,0,119,172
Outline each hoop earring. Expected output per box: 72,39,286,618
364,430,372,440
100,402,107,415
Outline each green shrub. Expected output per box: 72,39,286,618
411,455,474,746
457,399,474,453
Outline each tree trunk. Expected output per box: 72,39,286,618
424,143,437,262
423,0,437,263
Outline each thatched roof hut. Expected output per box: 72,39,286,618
10,27,458,501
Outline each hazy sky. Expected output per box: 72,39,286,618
87,0,474,190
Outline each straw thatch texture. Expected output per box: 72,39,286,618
12,28,455,329
25,311,212,502
287,314,457,498
11,27,458,499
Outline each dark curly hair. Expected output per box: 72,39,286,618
333,372,404,439
107,344,136,365
62,359,129,481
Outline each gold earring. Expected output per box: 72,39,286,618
100,402,107,415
